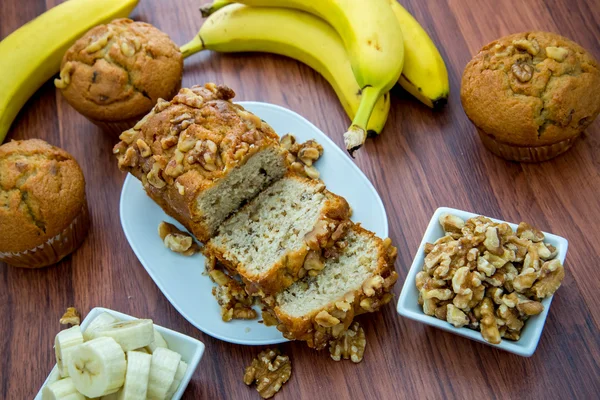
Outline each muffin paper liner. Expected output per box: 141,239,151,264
477,129,579,162
0,202,90,268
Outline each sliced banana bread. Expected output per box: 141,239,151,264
113,83,287,242
204,174,352,296
263,224,398,350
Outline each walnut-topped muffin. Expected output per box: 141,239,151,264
55,18,183,134
0,139,89,268
113,83,287,242
461,31,600,162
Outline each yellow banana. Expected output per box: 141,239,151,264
201,0,449,110
200,0,404,155
391,1,449,109
181,4,390,137
0,0,139,143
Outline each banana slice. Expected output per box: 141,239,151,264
42,377,80,400
83,312,120,341
165,361,188,399
67,337,126,398
147,347,182,400
145,328,169,353
89,319,154,351
117,351,152,400
55,325,84,378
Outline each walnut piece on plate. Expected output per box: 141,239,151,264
208,261,257,322
416,213,565,344
244,349,292,399
158,221,200,256
281,134,323,180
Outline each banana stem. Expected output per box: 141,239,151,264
344,85,383,156
180,35,205,59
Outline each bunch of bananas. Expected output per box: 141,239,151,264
0,0,139,143
182,0,449,155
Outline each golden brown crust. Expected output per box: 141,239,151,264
113,83,283,242
0,139,87,256
264,224,399,350
461,31,600,152
204,175,351,296
58,18,183,123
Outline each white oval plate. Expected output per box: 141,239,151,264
120,101,389,345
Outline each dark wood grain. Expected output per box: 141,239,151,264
2,0,600,399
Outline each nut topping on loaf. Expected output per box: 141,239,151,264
262,224,398,350
113,83,287,242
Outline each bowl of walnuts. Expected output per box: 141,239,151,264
397,207,568,357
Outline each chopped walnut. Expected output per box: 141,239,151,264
303,250,325,277
329,322,366,363
315,310,340,328
282,134,323,179
362,275,384,297
261,309,280,327
546,46,569,62
512,38,540,55
517,222,544,242
530,259,564,299
244,349,292,399
477,297,501,344
209,263,257,322
416,214,565,344
59,307,81,326
439,213,465,235
158,221,200,256
446,304,468,327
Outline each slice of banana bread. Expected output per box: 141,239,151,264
263,224,398,350
113,83,287,242
204,174,352,296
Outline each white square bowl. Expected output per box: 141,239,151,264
397,207,568,357
35,307,205,399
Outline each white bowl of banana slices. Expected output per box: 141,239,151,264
35,307,205,400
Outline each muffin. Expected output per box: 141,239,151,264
461,31,600,162
0,139,89,268
55,18,183,135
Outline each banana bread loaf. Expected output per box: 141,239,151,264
204,174,352,296
262,223,398,350
113,83,287,242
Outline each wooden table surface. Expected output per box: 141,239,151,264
2,0,600,398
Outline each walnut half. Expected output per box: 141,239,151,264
329,321,367,363
244,349,292,399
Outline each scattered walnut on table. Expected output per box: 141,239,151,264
243,349,292,399
329,321,367,363
157,221,200,256
59,307,81,326
280,134,324,180
416,213,564,344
